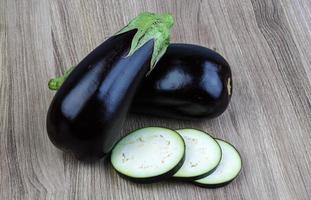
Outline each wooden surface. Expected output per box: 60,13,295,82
1,0,311,199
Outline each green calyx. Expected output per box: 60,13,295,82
48,67,74,90
48,12,174,91
117,12,174,70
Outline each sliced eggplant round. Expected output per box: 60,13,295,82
111,127,185,183
194,139,242,188
173,129,222,181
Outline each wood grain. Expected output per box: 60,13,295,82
1,0,310,199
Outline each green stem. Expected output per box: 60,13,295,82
48,12,174,91
48,66,74,90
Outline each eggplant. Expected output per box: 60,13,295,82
132,44,232,119
46,12,174,160
50,44,232,119
194,139,242,188
172,129,222,181
110,127,185,183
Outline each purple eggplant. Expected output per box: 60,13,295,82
46,12,174,160
132,44,232,119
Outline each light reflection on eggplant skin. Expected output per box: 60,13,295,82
157,67,192,91
200,61,223,99
61,62,103,121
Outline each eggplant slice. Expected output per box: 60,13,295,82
111,127,185,183
172,129,222,181
194,139,242,188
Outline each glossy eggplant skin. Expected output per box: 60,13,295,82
131,44,232,119
46,30,154,160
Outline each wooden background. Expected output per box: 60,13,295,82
1,0,310,199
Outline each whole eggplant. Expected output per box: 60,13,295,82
46,13,174,160
131,44,232,119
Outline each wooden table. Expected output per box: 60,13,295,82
1,0,310,199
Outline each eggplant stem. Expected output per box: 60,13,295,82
116,12,174,70
48,67,74,90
